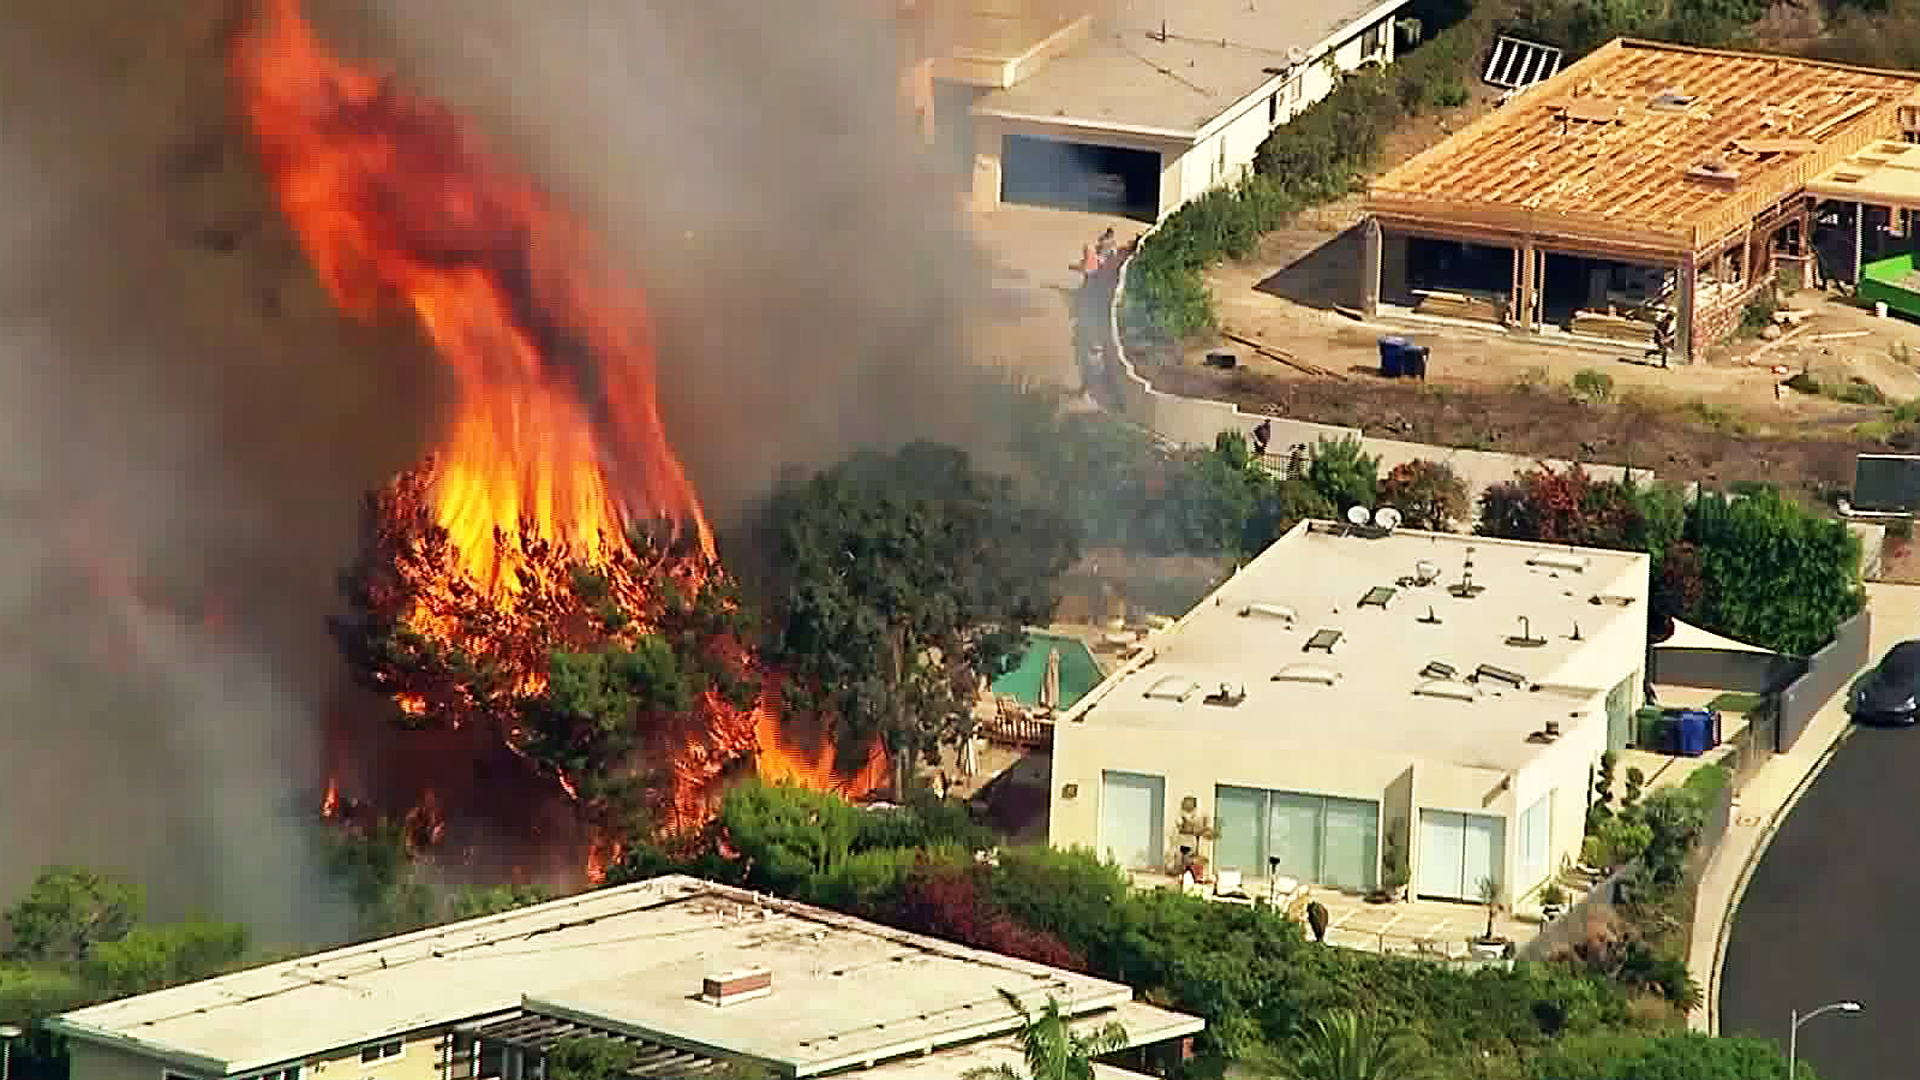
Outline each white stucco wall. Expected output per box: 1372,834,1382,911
970,7,1402,217
1050,688,1617,908
1172,12,1398,211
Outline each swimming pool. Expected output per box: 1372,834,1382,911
991,632,1104,710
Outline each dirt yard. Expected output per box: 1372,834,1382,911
1142,189,1920,505
969,204,1145,393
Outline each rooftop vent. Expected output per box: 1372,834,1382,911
1415,679,1478,702
1649,90,1695,111
1204,683,1248,706
1420,660,1457,680
1273,664,1341,686
1303,628,1343,653
1589,594,1635,607
1528,552,1590,573
1358,585,1397,609
1473,663,1529,690
1529,718,1564,743
1241,602,1297,622
1506,616,1548,648
702,967,773,1007
1145,676,1201,703
1417,605,1443,625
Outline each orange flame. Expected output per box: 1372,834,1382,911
233,0,711,594
320,777,341,819
236,0,889,862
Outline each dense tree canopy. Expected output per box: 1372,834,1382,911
755,441,1079,775
2,868,143,964
1532,1032,1815,1080
1685,488,1864,656
1,867,253,1075
1377,459,1469,532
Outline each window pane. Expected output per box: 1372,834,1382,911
1213,786,1267,876
1267,792,1321,883
1321,797,1380,893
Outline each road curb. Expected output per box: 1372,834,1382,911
1706,721,1855,1035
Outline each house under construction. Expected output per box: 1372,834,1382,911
1361,38,1920,359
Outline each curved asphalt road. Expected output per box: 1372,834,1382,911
1720,718,1913,1079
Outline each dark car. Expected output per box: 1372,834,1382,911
1852,640,1920,725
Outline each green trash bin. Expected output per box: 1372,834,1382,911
1634,706,1672,750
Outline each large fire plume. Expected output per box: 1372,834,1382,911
233,0,886,869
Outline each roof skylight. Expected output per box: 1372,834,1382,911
1529,552,1590,572
1358,586,1397,609
1303,628,1343,653
1241,602,1297,622
1144,676,1201,703
1273,664,1341,686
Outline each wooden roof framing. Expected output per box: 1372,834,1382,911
1367,38,1920,257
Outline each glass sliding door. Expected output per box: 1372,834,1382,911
1267,792,1322,883
1320,796,1381,893
1213,786,1267,877
1217,786,1380,891
1101,771,1165,869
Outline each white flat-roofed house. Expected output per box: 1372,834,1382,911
1048,520,1651,908
49,876,1203,1080
944,0,1410,220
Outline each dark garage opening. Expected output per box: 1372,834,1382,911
1001,134,1159,220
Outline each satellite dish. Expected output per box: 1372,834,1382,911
1376,507,1403,532
1346,505,1372,527
1286,46,1307,67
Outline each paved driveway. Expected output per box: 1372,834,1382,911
1720,584,1920,1079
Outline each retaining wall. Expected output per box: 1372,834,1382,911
1777,607,1873,752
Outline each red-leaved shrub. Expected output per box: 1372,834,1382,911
887,862,1085,971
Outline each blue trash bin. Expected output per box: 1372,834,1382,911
1378,336,1410,378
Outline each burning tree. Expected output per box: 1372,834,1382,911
333,462,763,832
232,0,888,873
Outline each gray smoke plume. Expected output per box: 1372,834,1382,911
0,0,994,938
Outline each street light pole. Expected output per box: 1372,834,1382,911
1788,1000,1862,1080
0,1023,22,1080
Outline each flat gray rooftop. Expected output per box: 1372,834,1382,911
51,876,1160,1077
974,0,1403,135
1065,523,1648,771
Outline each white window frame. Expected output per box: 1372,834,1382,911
361,1039,405,1065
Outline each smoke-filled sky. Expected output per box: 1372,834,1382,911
0,0,992,938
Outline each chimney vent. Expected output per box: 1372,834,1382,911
702,967,773,1007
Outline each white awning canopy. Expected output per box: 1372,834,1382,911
1658,619,1776,655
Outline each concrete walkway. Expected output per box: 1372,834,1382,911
1694,583,1920,1033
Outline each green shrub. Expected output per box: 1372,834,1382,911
1740,293,1780,334
1429,81,1470,107
1572,368,1615,405
805,846,962,915
1835,377,1889,406
1679,763,1732,809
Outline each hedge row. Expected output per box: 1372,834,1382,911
1123,7,1498,339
